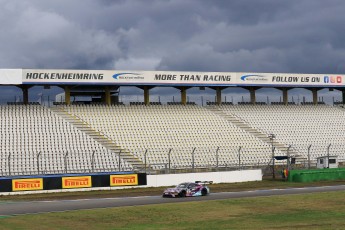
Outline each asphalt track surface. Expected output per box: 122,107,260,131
1,185,345,216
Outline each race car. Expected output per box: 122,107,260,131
162,181,212,198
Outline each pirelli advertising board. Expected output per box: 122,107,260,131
110,174,138,186
17,69,345,87
62,176,92,189
12,178,43,191
0,173,146,193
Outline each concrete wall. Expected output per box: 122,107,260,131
146,169,262,187
0,170,262,196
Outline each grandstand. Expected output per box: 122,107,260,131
58,104,276,171
217,104,345,161
0,105,132,176
2,102,345,176
1,69,345,177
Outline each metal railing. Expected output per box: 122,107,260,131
1,143,344,177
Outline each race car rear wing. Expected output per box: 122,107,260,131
195,181,213,185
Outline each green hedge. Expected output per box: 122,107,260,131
288,168,345,182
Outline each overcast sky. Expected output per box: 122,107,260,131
1,0,345,104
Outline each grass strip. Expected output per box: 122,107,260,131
0,190,344,229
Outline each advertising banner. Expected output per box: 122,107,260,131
0,69,22,85
12,178,43,191
237,73,344,87
22,69,236,86
19,69,345,87
62,176,92,189
110,174,138,186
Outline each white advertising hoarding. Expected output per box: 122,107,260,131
238,73,344,87
19,69,345,87
22,69,235,86
0,69,22,85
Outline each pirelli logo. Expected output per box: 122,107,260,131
62,176,92,189
110,174,138,186
12,178,43,191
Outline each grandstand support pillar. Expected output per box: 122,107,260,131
312,88,318,105
19,85,32,105
216,87,222,105
181,87,187,105
282,88,288,105
104,86,111,105
306,88,322,105
209,86,227,105
64,86,71,105
342,89,345,104
144,86,150,106
275,87,292,105
137,86,155,105
175,86,191,105
243,87,260,104
250,87,257,104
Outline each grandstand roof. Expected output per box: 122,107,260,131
1,69,345,88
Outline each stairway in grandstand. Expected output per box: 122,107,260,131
206,106,302,159
49,107,151,172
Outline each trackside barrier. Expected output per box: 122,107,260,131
0,172,147,193
288,168,345,182
146,169,262,187
0,170,262,195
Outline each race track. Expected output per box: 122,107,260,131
1,185,345,216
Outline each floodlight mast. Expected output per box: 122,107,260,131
268,133,276,179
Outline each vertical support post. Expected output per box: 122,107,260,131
238,146,242,170
8,153,11,176
216,146,220,170
105,86,111,105
64,151,68,174
327,144,331,168
37,151,41,174
64,86,71,105
216,87,222,105
282,88,288,105
342,90,345,104
308,144,312,169
91,151,95,172
312,88,318,105
287,145,291,170
191,147,196,172
249,87,256,104
272,147,276,179
144,86,150,106
22,86,29,105
144,149,148,173
168,148,172,173
269,134,276,179
118,150,122,172
181,87,187,105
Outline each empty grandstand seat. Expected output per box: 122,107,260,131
0,105,129,176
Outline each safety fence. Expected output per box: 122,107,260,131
1,143,344,177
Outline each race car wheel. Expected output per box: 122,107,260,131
201,188,208,196
179,190,186,197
